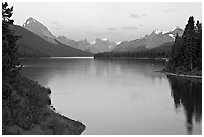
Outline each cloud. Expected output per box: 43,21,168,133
92,31,121,36
163,9,174,13
121,26,138,30
107,27,117,31
108,19,115,22
130,13,146,19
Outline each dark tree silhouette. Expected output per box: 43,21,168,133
195,21,202,70
2,2,21,83
168,33,185,72
166,16,202,74
182,16,197,71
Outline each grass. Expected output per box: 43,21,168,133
2,75,86,135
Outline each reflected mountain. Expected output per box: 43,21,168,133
93,59,167,80
167,75,202,135
21,58,167,86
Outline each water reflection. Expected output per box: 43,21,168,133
20,58,202,135
167,75,202,134
21,58,167,86
93,59,166,80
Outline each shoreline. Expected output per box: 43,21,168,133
19,56,94,59
155,70,202,79
3,76,86,135
94,56,170,61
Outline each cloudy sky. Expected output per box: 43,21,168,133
10,2,202,42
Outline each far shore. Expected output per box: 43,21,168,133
94,56,170,61
20,56,169,61
19,56,94,59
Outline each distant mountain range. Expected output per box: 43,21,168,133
112,27,183,53
83,38,117,53
54,24,183,54
13,17,184,57
22,17,117,54
57,36,117,53
13,18,92,58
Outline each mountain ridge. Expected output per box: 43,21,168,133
22,17,184,54
23,17,58,44
112,27,183,52
22,17,117,54
12,25,92,57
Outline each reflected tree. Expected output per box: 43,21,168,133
167,75,202,134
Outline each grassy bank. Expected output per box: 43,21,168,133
2,76,86,135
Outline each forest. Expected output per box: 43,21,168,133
94,42,173,59
166,16,202,75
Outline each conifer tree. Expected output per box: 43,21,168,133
182,16,197,71
2,2,21,82
195,21,202,70
169,34,178,71
175,35,185,68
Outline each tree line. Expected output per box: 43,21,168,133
94,42,173,59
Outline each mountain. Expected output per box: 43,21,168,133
112,27,183,52
23,17,58,44
77,39,91,50
165,26,184,38
23,17,117,53
77,38,117,53
58,37,117,53
57,36,81,49
86,38,117,53
12,25,92,57
95,41,174,59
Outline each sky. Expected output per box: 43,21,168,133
10,2,202,42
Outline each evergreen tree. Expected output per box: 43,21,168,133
175,34,185,68
2,2,21,82
182,16,197,71
195,21,202,70
165,33,184,72
166,16,201,74
169,34,178,71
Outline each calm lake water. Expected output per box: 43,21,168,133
20,58,202,135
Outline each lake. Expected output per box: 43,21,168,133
20,58,202,135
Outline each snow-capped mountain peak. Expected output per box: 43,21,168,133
23,17,37,26
171,26,181,31
168,34,175,38
116,41,122,45
154,29,162,34
90,40,96,45
101,38,108,41
113,27,184,52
